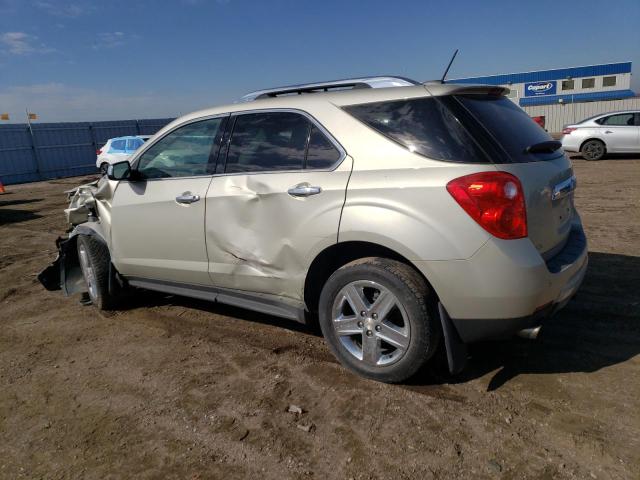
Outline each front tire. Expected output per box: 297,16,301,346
318,258,440,383
581,139,606,161
77,235,119,310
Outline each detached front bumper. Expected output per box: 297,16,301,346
38,236,81,293
415,224,588,343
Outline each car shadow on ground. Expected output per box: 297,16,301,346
110,251,639,390
413,251,640,390
0,196,45,225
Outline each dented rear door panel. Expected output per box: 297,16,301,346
205,157,353,301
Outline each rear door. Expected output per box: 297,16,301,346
110,116,227,284
451,95,576,256
205,110,351,300
597,113,639,152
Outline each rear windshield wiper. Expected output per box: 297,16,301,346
524,140,562,154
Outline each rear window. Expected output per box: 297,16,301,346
344,95,561,164
453,95,561,163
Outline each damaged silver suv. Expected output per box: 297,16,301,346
40,76,588,383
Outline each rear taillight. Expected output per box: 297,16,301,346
562,127,577,135
446,171,527,240
96,149,102,155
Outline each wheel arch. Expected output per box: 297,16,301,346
580,137,607,152
303,240,440,315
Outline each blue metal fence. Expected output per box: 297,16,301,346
0,118,174,185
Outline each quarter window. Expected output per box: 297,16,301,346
602,76,617,87
344,97,491,163
581,78,595,89
136,118,224,179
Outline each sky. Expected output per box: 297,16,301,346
0,0,639,123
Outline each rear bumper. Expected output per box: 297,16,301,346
560,136,581,152
414,222,588,343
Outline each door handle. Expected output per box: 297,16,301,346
175,192,200,204
287,183,322,197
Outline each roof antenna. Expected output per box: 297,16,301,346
440,49,459,84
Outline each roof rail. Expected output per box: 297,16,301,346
238,76,420,102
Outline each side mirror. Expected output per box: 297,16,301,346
107,161,132,181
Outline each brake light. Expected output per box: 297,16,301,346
562,127,577,135
96,149,102,155
446,172,527,239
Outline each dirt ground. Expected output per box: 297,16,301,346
1,155,639,480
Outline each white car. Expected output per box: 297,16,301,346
96,135,151,173
561,111,640,160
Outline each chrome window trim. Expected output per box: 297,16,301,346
119,108,347,185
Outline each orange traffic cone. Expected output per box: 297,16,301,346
0,180,5,194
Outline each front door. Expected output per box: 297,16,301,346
599,112,639,152
205,110,352,301
110,116,227,285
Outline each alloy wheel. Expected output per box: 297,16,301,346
331,280,410,366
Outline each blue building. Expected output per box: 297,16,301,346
450,62,634,107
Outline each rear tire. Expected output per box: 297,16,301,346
77,235,120,310
318,258,440,383
581,139,605,161
99,162,109,175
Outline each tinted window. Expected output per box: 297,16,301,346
306,126,341,169
126,138,144,151
600,113,635,126
225,112,309,173
344,97,490,163
110,139,126,152
136,118,223,179
454,95,559,163
602,76,616,87
561,79,574,90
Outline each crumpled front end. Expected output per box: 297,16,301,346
39,176,114,294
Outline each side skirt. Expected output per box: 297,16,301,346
126,277,306,323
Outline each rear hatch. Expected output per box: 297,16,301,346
445,93,575,256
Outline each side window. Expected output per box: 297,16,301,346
601,113,634,126
225,112,309,173
306,125,341,169
110,139,126,153
136,118,223,179
126,138,143,152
